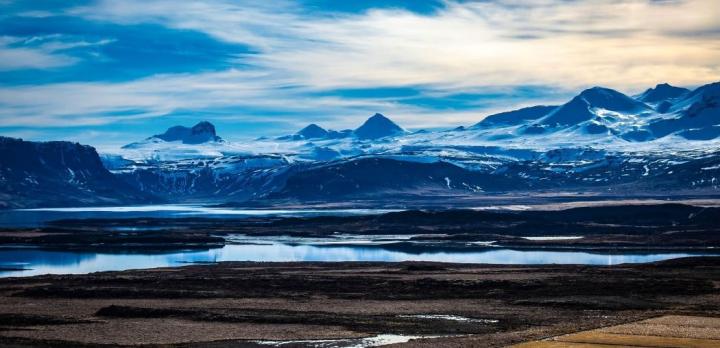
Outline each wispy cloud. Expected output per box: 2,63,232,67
69,0,720,90
0,36,77,70
0,69,501,134
0,33,116,72
0,0,718,145
267,0,719,90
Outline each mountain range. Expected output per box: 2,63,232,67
1,81,719,208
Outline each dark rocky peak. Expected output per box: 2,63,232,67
637,83,690,103
151,121,222,144
297,124,329,139
354,113,405,140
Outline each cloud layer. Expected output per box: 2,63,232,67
0,0,718,146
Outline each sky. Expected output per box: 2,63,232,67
0,0,718,150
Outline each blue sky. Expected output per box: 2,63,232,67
0,0,718,150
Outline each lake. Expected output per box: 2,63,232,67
1,205,717,277
0,239,714,277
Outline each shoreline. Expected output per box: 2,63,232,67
3,202,719,251
1,202,719,278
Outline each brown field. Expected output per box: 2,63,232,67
0,258,718,347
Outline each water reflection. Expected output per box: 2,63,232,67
0,241,713,278
0,248,97,268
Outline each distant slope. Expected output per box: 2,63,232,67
637,83,689,104
0,137,156,208
274,113,406,142
473,105,557,128
270,157,526,200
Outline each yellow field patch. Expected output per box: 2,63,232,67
512,340,638,348
512,316,720,348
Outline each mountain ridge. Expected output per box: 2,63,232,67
0,136,156,208
637,83,690,104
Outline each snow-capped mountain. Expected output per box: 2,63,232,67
101,82,720,204
3,81,718,207
636,83,691,114
520,87,653,137
545,87,650,125
645,82,720,140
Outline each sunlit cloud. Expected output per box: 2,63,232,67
0,0,718,146
269,0,719,90
70,0,720,90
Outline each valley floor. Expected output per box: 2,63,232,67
0,258,718,347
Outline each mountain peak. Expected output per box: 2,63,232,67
580,86,611,94
354,113,404,139
579,87,630,103
297,123,329,139
150,121,222,145
191,121,217,136
637,83,689,103
537,87,649,127
577,86,649,112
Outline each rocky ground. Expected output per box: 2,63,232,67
0,257,718,347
